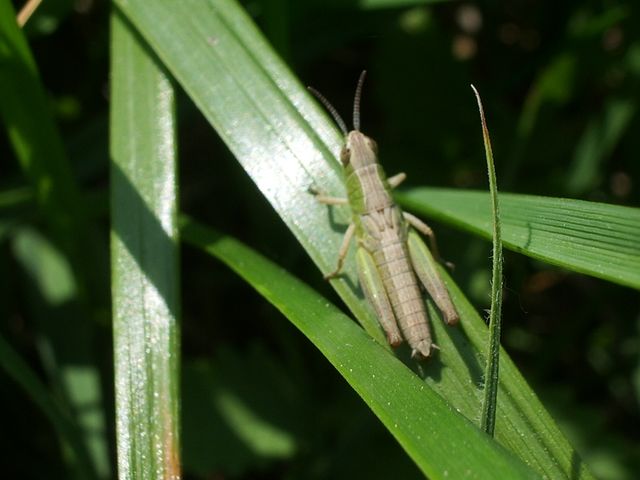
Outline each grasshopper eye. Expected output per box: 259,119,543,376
340,147,351,166
368,138,378,154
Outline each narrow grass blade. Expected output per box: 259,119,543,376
181,218,541,480
398,189,640,290
471,86,504,436
110,12,181,480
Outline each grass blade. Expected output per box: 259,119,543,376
471,86,504,436
181,218,541,480
110,12,181,479
399,189,640,289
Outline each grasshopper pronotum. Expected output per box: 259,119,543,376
309,71,459,359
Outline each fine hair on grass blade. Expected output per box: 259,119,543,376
471,85,504,437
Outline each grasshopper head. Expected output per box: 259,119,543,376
309,70,376,170
341,130,378,169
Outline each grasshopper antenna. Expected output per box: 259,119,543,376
308,86,348,136
353,70,367,131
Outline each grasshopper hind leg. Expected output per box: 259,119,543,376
356,247,403,346
407,230,459,325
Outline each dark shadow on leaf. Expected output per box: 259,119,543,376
110,161,179,319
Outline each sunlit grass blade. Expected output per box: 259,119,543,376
110,12,181,480
181,217,541,480
398,189,640,289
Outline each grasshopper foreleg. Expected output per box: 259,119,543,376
324,222,356,279
310,186,354,279
387,172,406,188
309,186,349,206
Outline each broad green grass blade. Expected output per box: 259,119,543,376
399,189,640,289
110,12,180,480
181,218,541,480
114,1,595,477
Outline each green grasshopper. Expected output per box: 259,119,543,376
309,71,459,359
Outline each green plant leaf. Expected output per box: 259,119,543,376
110,12,180,480
471,86,504,437
181,219,541,480
398,188,640,290
114,0,596,477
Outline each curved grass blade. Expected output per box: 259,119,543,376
181,218,541,480
398,189,640,290
110,12,181,480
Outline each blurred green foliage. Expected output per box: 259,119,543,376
1,0,639,479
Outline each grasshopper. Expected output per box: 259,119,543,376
309,71,459,359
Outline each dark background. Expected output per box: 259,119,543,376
2,0,639,478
